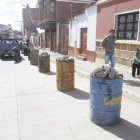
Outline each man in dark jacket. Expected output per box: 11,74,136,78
102,29,116,68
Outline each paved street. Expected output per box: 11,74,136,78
0,55,140,140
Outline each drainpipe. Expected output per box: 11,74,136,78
70,4,72,19
56,22,60,53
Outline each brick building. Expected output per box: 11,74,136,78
37,0,56,51
34,0,140,67
68,3,97,61
22,4,40,40
68,0,140,66
56,0,92,54
37,0,90,53
96,0,140,66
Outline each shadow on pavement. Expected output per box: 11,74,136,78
30,65,38,67
1,56,14,61
20,56,25,61
102,118,140,140
41,71,56,75
123,79,140,87
1,55,25,62
62,88,90,100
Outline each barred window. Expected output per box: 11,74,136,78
116,12,139,40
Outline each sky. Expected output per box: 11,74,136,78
0,0,37,31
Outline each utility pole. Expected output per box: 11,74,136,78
14,21,23,39
70,4,73,19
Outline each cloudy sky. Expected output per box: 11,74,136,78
0,0,37,30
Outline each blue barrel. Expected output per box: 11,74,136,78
90,76,123,126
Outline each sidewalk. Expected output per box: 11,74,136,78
39,49,140,103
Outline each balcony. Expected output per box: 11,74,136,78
38,0,56,26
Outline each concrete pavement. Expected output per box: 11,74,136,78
0,55,140,140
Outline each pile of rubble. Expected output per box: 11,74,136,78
56,56,74,62
92,65,123,79
40,52,49,57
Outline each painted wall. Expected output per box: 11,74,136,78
69,4,97,51
96,0,140,40
41,32,46,49
56,1,87,23
69,20,77,47
56,23,60,52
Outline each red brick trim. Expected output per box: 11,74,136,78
68,46,96,62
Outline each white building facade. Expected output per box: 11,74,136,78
69,3,97,61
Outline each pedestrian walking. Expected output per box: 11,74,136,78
102,29,116,68
132,47,140,78
19,42,24,54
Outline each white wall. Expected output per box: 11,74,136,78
86,4,97,51
69,20,77,47
56,22,60,52
69,4,97,51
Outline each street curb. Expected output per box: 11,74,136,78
123,90,140,103
76,68,140,103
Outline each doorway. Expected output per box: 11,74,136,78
80,28,87,56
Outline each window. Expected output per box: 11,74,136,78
116,12,139,40
1,40,17,44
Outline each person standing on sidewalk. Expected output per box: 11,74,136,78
102,29,116,68
132,47,140,78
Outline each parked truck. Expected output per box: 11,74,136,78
0,39,19,58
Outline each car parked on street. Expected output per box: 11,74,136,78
0,39,19,58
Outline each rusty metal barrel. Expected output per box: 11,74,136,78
90,76,123,126
56,57,74,91
30,48,39,65
39,52,50,73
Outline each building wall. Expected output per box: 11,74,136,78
56,1,88,54
96,41,139,66
51,31,56,51
96,0,140,40
69,4,97,51
59,23,69,54
23,6,40,29
45,31,50,48
69,4,97,61
56,23,60,52
40,0,56,23
23,5,40,40
56,1,87,23
95,0,140,66
41,32,46,49
25,30,34,40
69,20,77,47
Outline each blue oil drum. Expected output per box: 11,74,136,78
90,76,123,126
